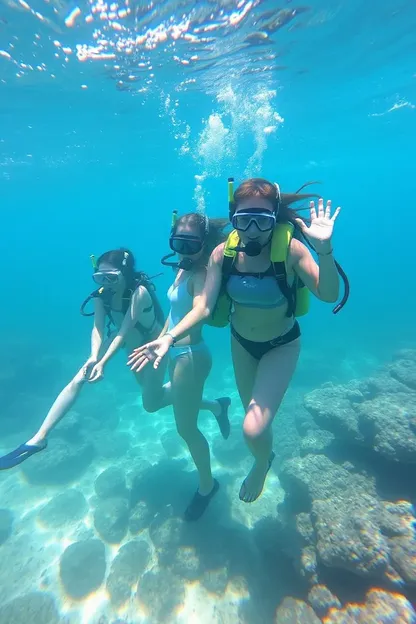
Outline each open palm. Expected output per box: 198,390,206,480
295,198,340,247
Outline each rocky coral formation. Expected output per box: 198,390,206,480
137,568,185,621
94,467,128,500
275,349,416,619
324,588,416,623
106,539,150,606
274,597,321,623
94,497,130,543
59,539,106,598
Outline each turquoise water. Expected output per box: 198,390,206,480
1,1,416,622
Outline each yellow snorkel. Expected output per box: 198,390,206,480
228,177,234,220
90,254,98,270
171,210,178,231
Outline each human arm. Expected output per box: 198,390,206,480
292,198,340,303
89,297,106,360
82,299,106,378
127,244,225,371
89,286,147,381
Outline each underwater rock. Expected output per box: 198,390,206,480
94,497,130,543
303,384,364,444
148,512,183,551
277,353,416,595
303,359,416,464
38,490,88,528
393,349,416,363
299,429,335,457
0,509,13,545
137,568,185,622
60,539,106,599
274,508,318,584
21,438,95,485
312,493,389,578
160,544,200,581
355,392,416,463
94,467,128,500
307,584,341,618
277,455,396,582
386,502,416,585
274,597,321,623
201,566,229,595
0,591,60,624
324,588,416,623
129,501,152,534
359,372,412,398
389,358,416,390
106,539,150,606
389,533,416,585
279,454,375,510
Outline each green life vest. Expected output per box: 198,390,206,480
207,222,309,328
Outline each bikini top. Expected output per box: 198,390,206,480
226,264,287,310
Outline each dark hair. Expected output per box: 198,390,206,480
173,213,229,264
97,247,165,325
233,177,320,225
97,248,136,280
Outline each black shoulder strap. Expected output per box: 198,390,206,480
221,253,235,283
272,260,296,317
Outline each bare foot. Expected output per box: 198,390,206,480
239,452,275,503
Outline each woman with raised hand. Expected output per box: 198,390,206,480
128,178,344,504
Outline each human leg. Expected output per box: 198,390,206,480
170,345,220,519
0,364,90,470
231,331,301,502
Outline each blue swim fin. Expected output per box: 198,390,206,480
0,442,47,470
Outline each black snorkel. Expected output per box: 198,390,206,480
231,239,267,257
161,253,194,271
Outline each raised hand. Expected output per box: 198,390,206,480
295,198,340,250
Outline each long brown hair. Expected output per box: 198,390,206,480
232,177,320,224
173,213,229,265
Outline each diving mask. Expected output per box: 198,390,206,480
232,208,276,233
169,235,204,256
92,270,123,286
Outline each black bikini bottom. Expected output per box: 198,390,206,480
231,321,301,361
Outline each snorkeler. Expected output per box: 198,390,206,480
127,178,347,504
128,212,231,521
0,249,171,470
